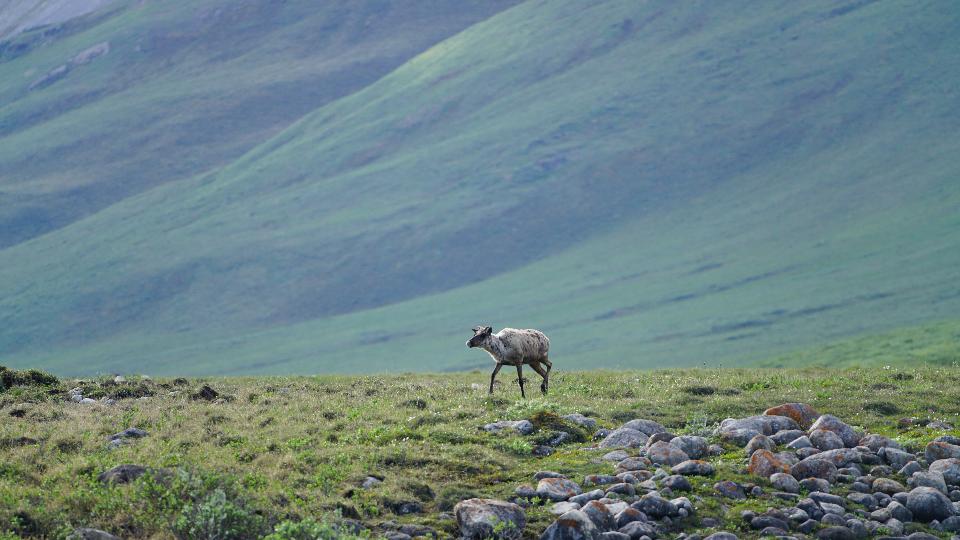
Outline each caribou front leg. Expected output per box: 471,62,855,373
489,363,502,394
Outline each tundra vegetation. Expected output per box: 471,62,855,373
2,365,959,539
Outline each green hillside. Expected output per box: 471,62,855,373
1,0,958,375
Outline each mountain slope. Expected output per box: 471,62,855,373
1,0,959,375
0,0,517,247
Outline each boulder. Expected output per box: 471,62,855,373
765,403,820,429
879,447,914,470
872,477,906,495
614,457,651,473
670,435,708,459
483,420,535,435
581,500,615,532
714,480,746,499
621,419,667,436
749,450,790,478
538,478,583,502
792,458,838,482
745,434,774,456
770,472,800,493
810,429,845,451
98,464,154,484
909,471,948,494
817,526,856,540
809,415,861,448
929,458,960,487
645,441,688,466
633,493,677,519
552,502,582,515
66,529,122,540
805,448,863,468
704,534,738,540
671,459,714,476
569,490,605,506
540,510,599,540
788,436,813,449
719,415,800,445
563,414,597,430
771,429,805,445
905,486,956,522
663,474,691,491
599,429,648,449
926,441,960,463
455,498,526,540
859,434,903,452
109,428,148,441
616,521,655,539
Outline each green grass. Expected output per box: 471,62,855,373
2,366,959,538
1,1,959,375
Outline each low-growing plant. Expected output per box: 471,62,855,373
173,488,266,540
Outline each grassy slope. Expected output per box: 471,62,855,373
0,0,518,246
1,368,959,538
1,0,959,375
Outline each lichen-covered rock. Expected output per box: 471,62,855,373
879,446,914,470
905,486,956,522
872,477,906,495
616,520,655,539
909,471,948,494
455,498,526,540
745,434,774,456
718,415,800,445
613,507,645,529
809,415,861,448
540,509,599,540
792,458,838,483
749,450,790,478
715,480,746,499
670,435,708,459
634,493,677,519
645,441,688,466
552,502,582,515
538,478,583,502
788,435,813,449
663,474,692,491
765,403,820,429
805,448,863,468
771,429,805,445
810,429,845,451
563,414,597,430
614,457,651,473
925,441,960,463
621,419,667,436
581,500,615,532
671,459,715,476
599,428,648,449
929,458,960,487
569,490,605,506
483,420,535,435
771,472,800,493
859,434,903,452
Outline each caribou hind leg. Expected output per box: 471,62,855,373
529,361,549,394
515,364,526,398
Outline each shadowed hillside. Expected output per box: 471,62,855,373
1,0,958,375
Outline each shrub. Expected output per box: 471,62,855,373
173,489,265,540
264,517,368,540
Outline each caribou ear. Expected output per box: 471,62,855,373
485,326,493,335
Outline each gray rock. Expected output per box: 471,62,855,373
663,475,691,491
483,420,535,436
872,478,906,495
614,507,646,529
621,419,667,436
788,436,814,449
772,429,806,445
936,435,960,445
930,459,960,487
822,513,847,526
80,398,97,404
888,500,913,522
66,529,122,540
552,502,582,515
594,429,612,441
455,498,526,540
598,533,628,540
907,486,955,522
847,492,877,510
564,414,597,430
599,429,649,449
671,436,708,459
109,428,148,441
859,434,903,453
776,451,801,466
798,498,825,520
793,458,839,482
615,457,651,472
616,520,655,539
714,481,746,499
884,517,904,535
820,502,846,516
634,493,677,519
870,508,891,522
98,464,151,484
703,534,738,540
810,491,845,506
797,447,822,459
880,447,915,470
800,478,832,493
809,415,861,448
671,460,714,476
707,444,725,456
910,471,948,494
771,472,800,493
361,476,382,489
900,461,923,477
797,519,819,533
926,442,960,463
942,515,960,532
745,434,775,456
581,500,616,531
645,441,688,466
602,500,628,515
808,448,864,468
537,478,583,502
847,518,867,538
536,471,568,480
602,451,629,462
718,415,799,445
811,429,846,451
539,509,599,540
570,490,606,506
605,483,635,497
751,515,788,530
817,526,856,539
